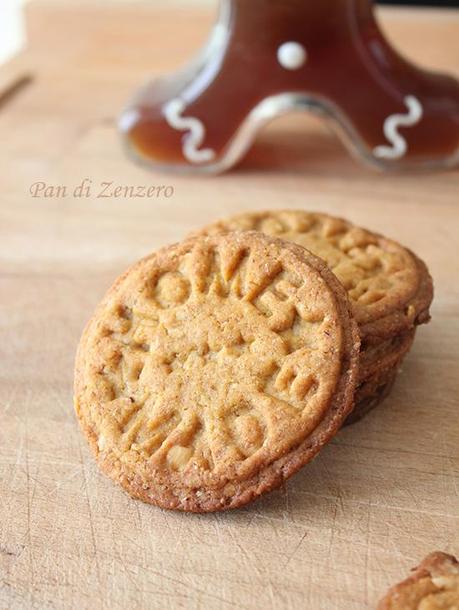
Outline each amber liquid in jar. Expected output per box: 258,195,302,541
121,0,459,170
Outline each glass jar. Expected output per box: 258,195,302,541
120,0,459,173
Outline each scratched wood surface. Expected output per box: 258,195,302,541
0,2,458,609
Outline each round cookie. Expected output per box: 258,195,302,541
192,210,434,342
377,552,459,610
74,232,360,512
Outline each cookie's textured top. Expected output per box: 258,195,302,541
195,210,433,339
378,552,459,610
75,232,359,512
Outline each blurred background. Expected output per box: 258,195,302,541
1,0,458,65
379,0,458,3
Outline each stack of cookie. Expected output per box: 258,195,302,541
194,210,434,425
74,211,433,512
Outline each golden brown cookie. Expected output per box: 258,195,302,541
377,552,459,610
193,210,433,343
74,232,360,512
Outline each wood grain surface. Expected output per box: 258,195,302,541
0,2,458,609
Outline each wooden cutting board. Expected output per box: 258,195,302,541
1,2,458,608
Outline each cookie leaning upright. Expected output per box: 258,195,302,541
74,231,360,512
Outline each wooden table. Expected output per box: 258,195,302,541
1,3,458,608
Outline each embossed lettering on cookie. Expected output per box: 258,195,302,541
74,232,360,512
194,210,434,425
194,211,434,342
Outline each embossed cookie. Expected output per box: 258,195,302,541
193,210,434,342
377,552,459,610
74,232,360,512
